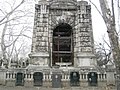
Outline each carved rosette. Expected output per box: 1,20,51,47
49,0,77,27
50,11,75,26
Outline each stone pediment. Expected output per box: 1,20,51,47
49,0,77,9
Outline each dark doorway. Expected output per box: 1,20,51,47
52,23,73,66
88,72,98,86
33,72,43,86
52,73,62,88
15,72,24,86
70,72,80,86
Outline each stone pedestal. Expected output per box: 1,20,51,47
106,63,115,86
106,70,115,85
0,69,6,85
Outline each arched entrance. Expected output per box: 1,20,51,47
52,23,73,66
33,72,43,86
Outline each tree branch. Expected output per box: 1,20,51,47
0,0,25,24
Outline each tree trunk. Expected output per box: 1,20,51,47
1,19,8,66
99,0,120,89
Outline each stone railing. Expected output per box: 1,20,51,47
6,72,16,80
5,72,107,82
97,73,107,81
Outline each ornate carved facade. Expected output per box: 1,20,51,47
29,0,96,68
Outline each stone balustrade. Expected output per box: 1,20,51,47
2,71,114,87
5,72,107,81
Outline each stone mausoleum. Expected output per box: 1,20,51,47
0,0,116,90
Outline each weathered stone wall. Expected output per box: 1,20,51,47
0,86,116,90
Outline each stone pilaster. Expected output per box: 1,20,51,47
75,1,96,68
29,0,49,67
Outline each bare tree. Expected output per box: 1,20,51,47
95,40,114,67
94,34,113,74
0,0,25,25
0,0,33,68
